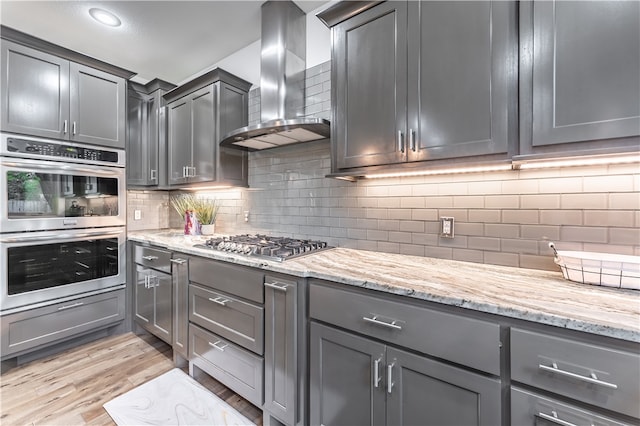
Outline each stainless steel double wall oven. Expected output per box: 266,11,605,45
0,132,126,312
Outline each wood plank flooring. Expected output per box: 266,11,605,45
0,332,263,425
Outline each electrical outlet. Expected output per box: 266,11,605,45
134,210,142,220
440,217,454,238
244,211,250,222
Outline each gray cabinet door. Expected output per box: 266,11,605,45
1,40,70,140
333,1,408,169
167,96,191,186
145,91,160,185
264,277,297,425
134,265,154,327
218,82,248,185
127,88,147,185
172,256,189,360
386,346,501,426
310,322,386,426
528,1,640,148
154,269,173,343
190,84,216,183
70,63,126,148
408,1,515,162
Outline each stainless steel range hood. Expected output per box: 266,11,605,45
220,0,330,151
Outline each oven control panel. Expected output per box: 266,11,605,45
0,133,124,167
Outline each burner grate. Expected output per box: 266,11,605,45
194,234,331,261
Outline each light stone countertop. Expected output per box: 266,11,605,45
128,230,640,343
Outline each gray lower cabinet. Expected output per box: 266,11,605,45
0,288,125,358
511,328,640,421
310,322,501,426
324,0,516,173
1,39,126,148
133,245,173,344
164,68,251,187
127,79,175,187
519,0,639,156
511,387,633,426
264,275,298,426
171,255,189,362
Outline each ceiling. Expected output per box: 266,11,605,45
0,1,330,85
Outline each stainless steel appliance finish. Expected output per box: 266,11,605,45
219,0,330,151
195,234,331,262
0,226,126,313
1,133,126,233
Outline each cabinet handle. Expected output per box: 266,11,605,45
208,297,229,306
58,302,83,311
363,315,403,330
189,166,196,177
182,166,187,178
142,255,158,261
409,128,416,152
209,340,228,352
72,121,77,135
264,282,288,292
387,361,395,394
170,258,187,265
373,357,382,388
150,169,157,181
538,363,618,389
63,119,68,134
144,275,149,288
537,411,578,426
397,130,405,153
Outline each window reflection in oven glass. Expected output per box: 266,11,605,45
6,171,119,219
7,238,119,295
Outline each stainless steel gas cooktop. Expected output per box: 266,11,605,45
194,234,332,262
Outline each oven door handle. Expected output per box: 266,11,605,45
0,229,123,243
1,158,123,176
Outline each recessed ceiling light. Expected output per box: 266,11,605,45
89,8,121,27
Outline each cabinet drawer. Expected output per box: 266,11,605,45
511,387,632,426
189,284,264,355
189,256,264,303
309,282,501,375
133,244,172,273
189,324,263,407
511,328,640,419
1,289,125,357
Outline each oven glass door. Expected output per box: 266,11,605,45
0,227,126,312
1,157,125,232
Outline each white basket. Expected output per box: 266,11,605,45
549,243,640,290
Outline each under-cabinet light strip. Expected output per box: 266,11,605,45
515,153,640,170
363,164,513,179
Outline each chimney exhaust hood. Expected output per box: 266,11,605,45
220,0,330,151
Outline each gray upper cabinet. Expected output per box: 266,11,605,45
408,1,515,163
332,1,408,169
164,69,251,188
127,79,175,187
519,0,640,157
1,39,127,149
325,1,516,173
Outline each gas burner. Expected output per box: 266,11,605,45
194,234,331,262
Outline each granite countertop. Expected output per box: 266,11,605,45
128,230,640,343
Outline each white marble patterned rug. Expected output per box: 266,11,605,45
104,368,255,425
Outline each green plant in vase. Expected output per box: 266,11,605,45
170,194,218,235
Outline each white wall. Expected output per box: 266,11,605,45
182,3,332,87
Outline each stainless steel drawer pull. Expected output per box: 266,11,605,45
208,297,229,306
373,358,382,388
170,258,187,265
58,302,84,311
537,411,578,426
397,130,405,153
63,119,68,134
363,315,403,330
142,255,158,261
409,128,416,152
209,341,228,352
538,363,618,389
72,121,77,135
264,282,288,292
387,362,395,394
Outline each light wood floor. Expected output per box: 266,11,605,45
0,332,263,425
